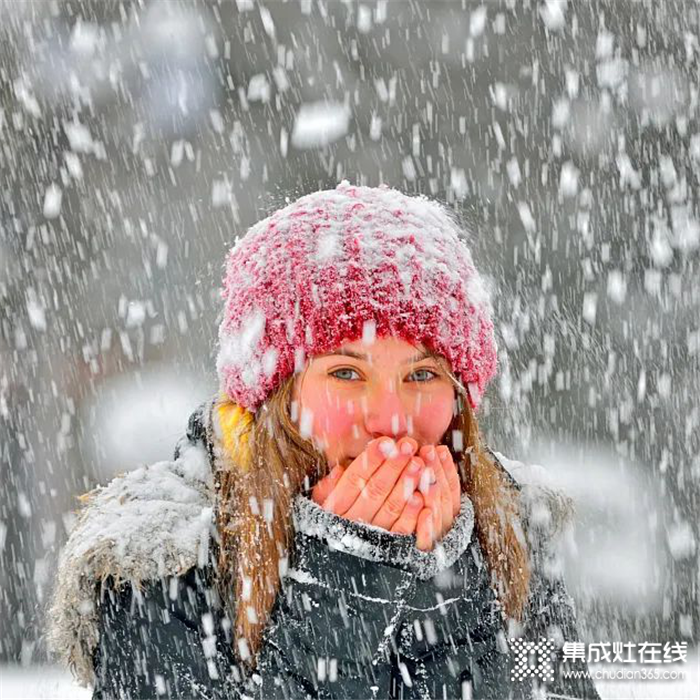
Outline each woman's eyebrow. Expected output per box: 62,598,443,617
316,349,433,364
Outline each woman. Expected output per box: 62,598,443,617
46,182,601,699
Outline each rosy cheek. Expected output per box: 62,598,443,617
302,392,357,447
412,393,453,442
317,399,357,442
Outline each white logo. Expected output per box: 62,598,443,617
509,637,556,682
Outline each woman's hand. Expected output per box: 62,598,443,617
414,444,462,551
311,438,461,551
312,436,424,526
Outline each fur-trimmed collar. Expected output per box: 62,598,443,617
45,400,575,688
44,435,216,688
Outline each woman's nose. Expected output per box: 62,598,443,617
363,382,412,438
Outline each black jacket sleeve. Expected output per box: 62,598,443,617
91,571,243,700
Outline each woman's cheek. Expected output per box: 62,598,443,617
315,397,358,444
413,391,454,442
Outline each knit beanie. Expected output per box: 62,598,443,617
216,180,498,414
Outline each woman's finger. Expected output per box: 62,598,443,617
371,457,424,531
419,474,442,542
311,465,345,506
420,445,452,537
438,445,461,517
415,506,435,551
389,490,424,535
432,449,454,537
322,436,413,515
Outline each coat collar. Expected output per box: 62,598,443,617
46,398,575,687
292,492,475,580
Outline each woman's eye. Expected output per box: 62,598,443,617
330,367,438,382
408,368,438,382
330,367,361,381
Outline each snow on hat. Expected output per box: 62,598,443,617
216,180,498,413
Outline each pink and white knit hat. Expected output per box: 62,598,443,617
217,181,498,413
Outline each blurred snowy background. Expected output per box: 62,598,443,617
0,0,698,697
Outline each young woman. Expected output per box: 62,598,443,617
47,182,601,699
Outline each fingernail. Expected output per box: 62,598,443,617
438,446,449,462
402,477,416,499
410,493,421,506
400,440,415,455
426,447,436,462
379,438,398,458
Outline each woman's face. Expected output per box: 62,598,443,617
291,336,456,469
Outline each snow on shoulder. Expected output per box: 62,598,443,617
45,438,215,688
489,449,577,554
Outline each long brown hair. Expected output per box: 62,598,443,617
213,357,531,670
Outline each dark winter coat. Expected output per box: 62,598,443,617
47,401,601,700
